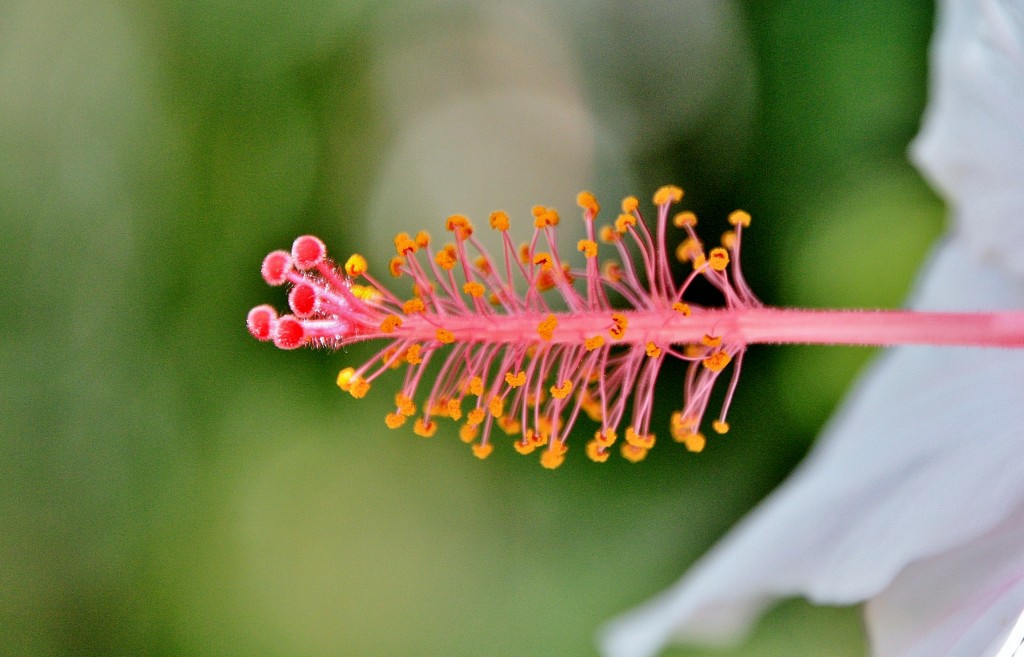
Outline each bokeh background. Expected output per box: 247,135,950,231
1,2,944,656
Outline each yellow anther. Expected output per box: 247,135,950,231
336,367,356,391
488,396,505,418
415,230,431,248
513,439,537,455
712,419,730,434
615,213,637,233
594,428,617,448
583,401,603,423
537,314,558,341
653,184,684,206
577,239,598,258
672,302,692,316
671,416,706,451
708,247,730,271
645,342,662,358
445,214,474,238
349,377,370,399
498,416,521,435
720,230,736,249
684,432,706,453
692,253,707,270
379,315,402,334
389,256,405,277
385,413,406,429
537,415,562,436
584,335,605,352
625,426,655,449
701,334,722,348
436,244,458,270
673,211,697,228
350,284,379,301
549,380,573,400
609,313,628,340
403,298,426,314
602,261,623,283
586,440,610,463
413,417,437,438
405,344,423,365
671,411,699,433
344,254,368,277
446,398,463,421
702,351,732,372
430,398,450,418
535,270,555,292
540,443,567,470
489,210,510,231
518,243,531,264
505,370,527,388
532,252,553,271
467,408,486,427
471,443,494,460
598,225,620,243
413,282,434,298
394,232,417,255
474,256,493,276
621,196,639,213
395,393,416,417
532,205,560,228
501,413,524,433
459,424,478,444
621,443,648,463
576,191,600,217
684,344,705,357
468,376,484,396
463,281,486,298
676,238,703,263
728,209,752,227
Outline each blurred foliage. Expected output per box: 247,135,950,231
1,1,940,656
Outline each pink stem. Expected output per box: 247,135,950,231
394,307,1024,349
728,308,1024,347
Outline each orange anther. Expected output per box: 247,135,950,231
728,209,751,227
577,239,598,258
653,185,684,206
489,210,510,231
505,371,527,388
537,314,558,341
702,351,732,372
609,313,628,340
576,191,600,217
549,380,573,400
379,315,402,334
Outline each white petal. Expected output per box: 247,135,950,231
600,237,1024,657
911,0,1024,276
866,499,1024,657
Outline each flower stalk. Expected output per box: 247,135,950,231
248,186,1024,467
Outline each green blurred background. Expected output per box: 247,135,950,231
0,2,944,656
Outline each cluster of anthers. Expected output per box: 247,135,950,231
248,186,760,468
